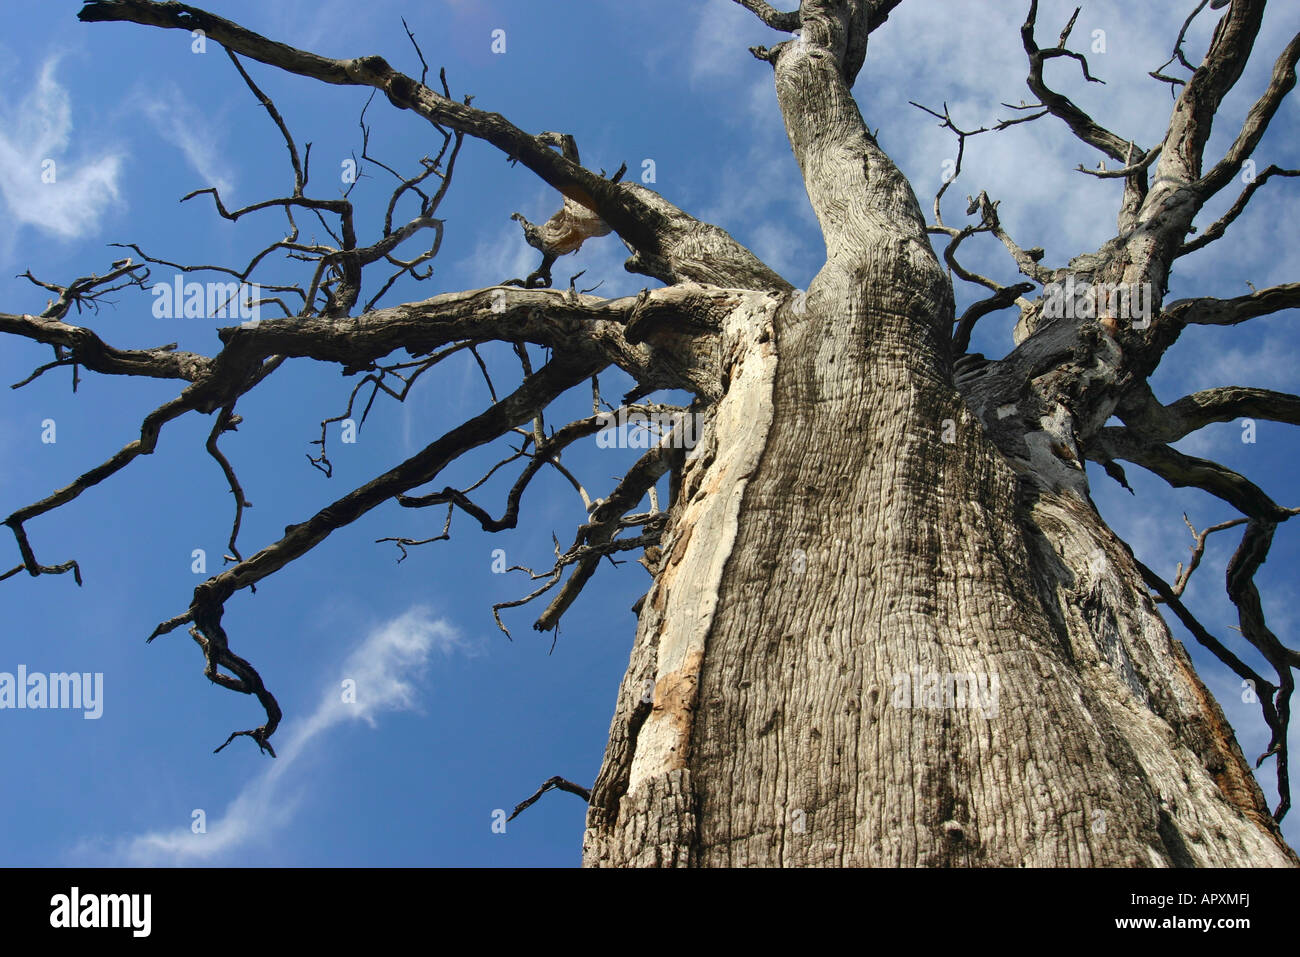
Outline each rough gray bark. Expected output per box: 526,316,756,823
9,1,1297,866
582,0,1298,866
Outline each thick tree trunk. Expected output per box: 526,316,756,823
581,2,1295,867
581,269,1294,867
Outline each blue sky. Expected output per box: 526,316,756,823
0,0,1297,865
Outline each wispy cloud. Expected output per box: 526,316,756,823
73,607,464,865
685,1,760,85
131,82,236,197
266,0,360,56
453,209,546,290
0,56,124,243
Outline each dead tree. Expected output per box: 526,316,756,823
4,0,1299,865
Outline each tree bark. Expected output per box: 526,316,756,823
582,2,1295,868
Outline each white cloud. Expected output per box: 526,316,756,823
0,56,123,242
131,82,236,198
1154,324,1300,401
686,1,761,85
453,205,549,290
451,192,641,299
266,0,360,56
747,220,808,279
73,607,464,865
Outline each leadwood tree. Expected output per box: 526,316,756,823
5,0,1299,866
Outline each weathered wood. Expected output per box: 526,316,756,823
582,0,1296,867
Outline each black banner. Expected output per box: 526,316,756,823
3,866,1294,942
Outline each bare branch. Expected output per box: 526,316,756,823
1149,1,1217,90
506,775,591,822
1142,387,1300,443
1075,143,1162,179
1021,0,1134,162
487,417,685,637
225,49,305,195
78,0,789,293
205,405,254,567
953,282,1035,355
968,191,1055,285
1158,513,1248,599
1180,165,1300,256
730,0,799,32
1090,428,1295,522
1225,520,1298,819
1163,283,1300,327
1194,30,1300,200
0,311,209,382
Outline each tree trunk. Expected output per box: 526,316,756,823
581,260,1296,869
581,3,1295,867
